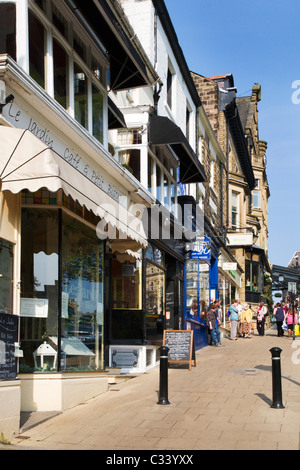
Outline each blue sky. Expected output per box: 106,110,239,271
164,0,300,267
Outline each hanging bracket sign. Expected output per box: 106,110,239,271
188,236,211,261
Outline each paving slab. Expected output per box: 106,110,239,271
1,325,300,451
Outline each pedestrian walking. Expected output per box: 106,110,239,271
228,300,240,340
207,304,222,346
274,303,285,336
239,303,253,338
286,305,298,338
256,302,267,336
237,301,243,336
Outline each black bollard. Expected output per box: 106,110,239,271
157,346,170,405
270,347,285,409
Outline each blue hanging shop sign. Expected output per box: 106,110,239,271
189,236,211,261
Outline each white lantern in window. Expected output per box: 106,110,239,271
33,342,57,370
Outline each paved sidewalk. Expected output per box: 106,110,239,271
2,326,300,451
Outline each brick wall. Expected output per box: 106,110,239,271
191,72,219,135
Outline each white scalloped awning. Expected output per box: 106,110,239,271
0,127,147,247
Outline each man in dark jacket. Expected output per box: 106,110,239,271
275,305,285,337
207,305,222,346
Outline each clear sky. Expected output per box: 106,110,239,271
164,0,300,267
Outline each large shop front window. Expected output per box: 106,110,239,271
110,255,142,342
19,208,104,373
186,260,209,317
145,245,165,344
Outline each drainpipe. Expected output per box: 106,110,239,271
226,120,229,236
220,160,224,239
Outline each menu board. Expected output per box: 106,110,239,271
0,313,18,379
163,330,196,371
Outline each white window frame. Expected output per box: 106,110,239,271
252,178,261,209
231,191,239,231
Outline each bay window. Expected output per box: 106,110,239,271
28,3,107,145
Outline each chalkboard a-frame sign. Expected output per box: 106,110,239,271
163,330,196,371
0,312,18,380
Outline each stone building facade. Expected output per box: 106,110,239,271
192,72,271,309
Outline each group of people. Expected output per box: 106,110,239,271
273,301,298,337
206,298,299,345
206,299,271,345
227,300,268,340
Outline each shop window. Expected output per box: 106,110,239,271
145,245,165,342
145,245,164,266
245,260,260,292
19,208,104,373
145,262,165,342
29,11,45,88
20,209,59,372
53,38,68,110
185,260,209,317
112,258,142,309
61,212,104,371
0,239,14,315
0,3,16,61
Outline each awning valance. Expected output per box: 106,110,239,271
72,0,159,91
0,127,147,247
149,115,206,184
